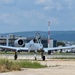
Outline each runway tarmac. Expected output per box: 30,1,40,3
0,53,75,60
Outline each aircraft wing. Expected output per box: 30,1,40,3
0,45,28,51
43,45,75,52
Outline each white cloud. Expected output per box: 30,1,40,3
22,10,47,26
35,0,74,11
23,10,46,20
43,1,63,11
0,10,46,27
65,0,74,9
35,0,47,4
0,0,15,4
0,0,74,32
0,13,19,25
55,2,63,11
35,0,63,11
50,17,59,25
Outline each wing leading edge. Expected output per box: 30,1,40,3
0,45,75,52
0,45,28,51
43,45,75,52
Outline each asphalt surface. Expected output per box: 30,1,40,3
0,53,75,60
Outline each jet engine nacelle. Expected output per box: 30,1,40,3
14,39,25,47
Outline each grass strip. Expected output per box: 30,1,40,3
0,58,47,72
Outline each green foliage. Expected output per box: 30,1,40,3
0,59,14,72
14,60,46,68
57,41,65,46
0,59,47,72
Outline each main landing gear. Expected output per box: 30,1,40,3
14,51,18,60
34,50,45,61
41,50,45,61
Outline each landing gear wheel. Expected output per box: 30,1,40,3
42,56,45,61
35,57,37,60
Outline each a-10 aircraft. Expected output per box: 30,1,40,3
0,33,75,60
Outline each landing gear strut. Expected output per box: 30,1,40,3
14,51,18,60
34,52,37,60
41,50,45,61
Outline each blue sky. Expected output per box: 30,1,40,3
0,0,75,33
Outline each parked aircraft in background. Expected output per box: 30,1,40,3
0,33,75,60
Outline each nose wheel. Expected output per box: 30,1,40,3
34,52,37,60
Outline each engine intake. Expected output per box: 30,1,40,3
18,39,23,45
14,39,25,47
